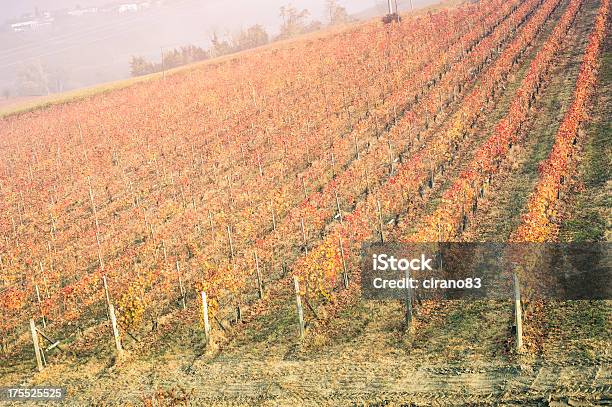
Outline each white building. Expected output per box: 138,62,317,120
118,4,139,13
11,16,54,32
67,8,99,17
11,21,38,32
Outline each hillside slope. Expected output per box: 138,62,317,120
0,0,610,405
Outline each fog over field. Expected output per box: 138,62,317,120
0,0,437,98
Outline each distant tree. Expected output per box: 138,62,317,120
49,67,69,93
233,24,269,52
2,88,10,99
163,45,209,69
162,49,182,69
303,20,323,33
129,56,155,77
16,61,50,96
326,0,350,25
210,32,234,57
278,5,311,39
130,45,209,77
248,24,270,47
179,45,209,64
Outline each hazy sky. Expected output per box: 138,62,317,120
0,0,411,94
1,0,382,24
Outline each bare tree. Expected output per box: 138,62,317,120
232,25,269,52
279,5,311,39
326,0,350,25
17,61,50,96
49,67,69,93
210,32,233,57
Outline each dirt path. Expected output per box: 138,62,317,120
76,358,612,405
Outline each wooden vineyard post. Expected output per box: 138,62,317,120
429,164,435,188
387,139,394,176
405,269,413,328
235,303,242,323
176,261,186,310
39,262,49,298
254,251,263,299
103,275,111,320
201,291,211,346
513,273,523,350
334,190,343,224
29,319,44,372
35,284,46,328
162,240,168,265
339,237,349,289
108,304,123,356
376,199,384,243
293,276,305,340
300,218,308,254
208,211,215,239
88,177,104,269
270,205,277,232
179,275,186,310
103,275,111,305
227,225,235,261
301,177,308,200
364,165,371,195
